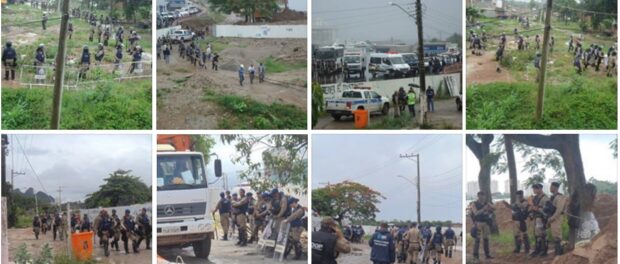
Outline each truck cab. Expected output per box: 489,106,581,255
156,144,222,259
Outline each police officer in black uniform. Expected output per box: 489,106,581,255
2,41,17,80
121,209,139,254
212,192,232,240
79,45,91,79
369,222,395,264
99,210,114,257
136,208,151,250
129,46,142,74
312,217,351,264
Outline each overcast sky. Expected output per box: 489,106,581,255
6,134,152,203
289,0,307,11
312,134,462,223
466,134,618,191
312,0,462,44
205,135,267,188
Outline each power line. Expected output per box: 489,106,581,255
554,3,617,16
15,136,47,193
313,5,392,15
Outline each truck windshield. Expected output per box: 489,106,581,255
344,56,360,63
389,57,405,65
157,154,207,190
316,49,335,59
342,91,362,98
402,54,417,63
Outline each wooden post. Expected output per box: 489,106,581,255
51,0,70,129
535,0,553,121
415,0,427,126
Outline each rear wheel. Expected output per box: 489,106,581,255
193,237,212,259
331,114,342,121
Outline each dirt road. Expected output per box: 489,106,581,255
157,38,307,129
7,228,151,263
314,98,462,129
338,243,463,264
466,51,514,85
158,239,306,264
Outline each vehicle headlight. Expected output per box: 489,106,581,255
198,224,205,231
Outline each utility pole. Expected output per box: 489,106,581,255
535,0,554,121
415,0,427,126
10,170,25,191
400,153,421,223
57,186,63,210
1,135,7,198
51,0,70,129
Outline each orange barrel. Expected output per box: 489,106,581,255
353,109,369,129
71,231,94,260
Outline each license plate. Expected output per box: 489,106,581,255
162,226,181,234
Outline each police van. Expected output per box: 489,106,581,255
325,87,391,120
368,53,411,79
156,143,222,259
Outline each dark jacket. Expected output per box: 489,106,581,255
369,229,395,263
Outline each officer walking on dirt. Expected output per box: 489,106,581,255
426,86,435,113
232,188,250,246
2,41,18,81
121,209,140,254
238,64,245,86
110,209,121,251
429,226,444,264
98,210,114,257
42,12,48,30
369,222,395,264
470,191,495,260
79,45,91,79
212,53,219,71
510,190,530,254
529,183,549,257
283,197,305,260
53,212,61,240
33,215,42,240
312,217,351,263
137,208,151,250
95,43,105,65
547,182,567,256
129,46,142,74
212,192,232,240
443,226,456,258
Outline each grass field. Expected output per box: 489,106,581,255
467,17,617,129
1,3,152,129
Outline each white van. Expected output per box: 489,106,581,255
368,53,410,78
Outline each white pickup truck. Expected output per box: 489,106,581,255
325,88,390,120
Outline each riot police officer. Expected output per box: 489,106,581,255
79,45,91,79
283,197,305,260
121,209,139,253
470,191,495,260
95,43,105,65
511,190,530,254
312,217,351,264
33,215,42,240
111,209,121,251
232,188,250,246
2,41,17,81
98,210,114,257
129,46,142,74
429,226,444,264
369,223,395,264
136,208,151,250
212,192,232,240
252,192,270,242
443,226,456,258
547,182,567,256
529,184,549,257
405,222,422,264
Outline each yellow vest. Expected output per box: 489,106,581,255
407,92,416,105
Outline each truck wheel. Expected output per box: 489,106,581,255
331,114,342,121
193,237,212,259
382,104,389,115
457,99,462,111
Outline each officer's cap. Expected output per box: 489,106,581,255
288,197,299,204
246,192,253,197
271,188,279,195
6,41,12,47
516,190,524,195
232,193,238,197
533,183,543,189
125,209,130,214
551,182,560,188
321,217,337,227
261,192,270,198
220,192,225,198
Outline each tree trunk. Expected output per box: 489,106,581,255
466,134,499,234
510,134,589,249
504,136,518,204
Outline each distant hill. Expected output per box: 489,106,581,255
14,187,55,204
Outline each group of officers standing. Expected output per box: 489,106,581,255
212,188,307,260
469,182,568,261
31,208,151,257
312,217,458,264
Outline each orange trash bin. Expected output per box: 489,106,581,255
71,231,94,260
353,109,369,129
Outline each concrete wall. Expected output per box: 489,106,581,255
81,202,152,220
214,25,307,39
321,73,462,101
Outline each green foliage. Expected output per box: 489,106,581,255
34,244,53,264
203,92,306,129
14,243,32,264
263,56,307,74
2,80,152,129
220,135,308,194
191,135,216,164
588,178,617,195
610,138,618,159
466,81,617,129
466,6,481,24
83,169,150,208
312,181,385,226
209,0,278,22
311,82,323,128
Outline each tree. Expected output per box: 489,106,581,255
84,169,150,208
191,135,216,164
209,0,278,23
610,138,617,159
504,135,518,204
466,6,481,24
311,82,324,128
509,134,588,249
312,181,385,227
466,134,499,234
221,135,307,194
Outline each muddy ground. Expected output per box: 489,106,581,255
7,227,152,263
314,98,462,129
156,38,307,129
336,242,463,264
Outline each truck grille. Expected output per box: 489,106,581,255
157,202,207,218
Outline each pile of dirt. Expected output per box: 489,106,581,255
217,38,306,72
270,8,307,24
592,194,616,230
552,212,617,264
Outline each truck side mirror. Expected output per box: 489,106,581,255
214,159,222,177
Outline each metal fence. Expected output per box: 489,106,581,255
18,60,152,90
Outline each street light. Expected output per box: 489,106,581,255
397,174,418,222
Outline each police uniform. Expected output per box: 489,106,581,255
312,218,351,264
548,184,568,256
512,191,530,253
471,198,494,259
79,47,91,79
284,197,304,259
369,227,395,264
3,42,18,80
232,190,249,246
121,211,139,253
443,227,456,258
252,193,269,241
32,216,41,240
111,210,121,251
529,185,550,257
430,227,444,264
405,225,422,264
269,189,288,241
137,209,151,250
213,193,232,240
99,213,114,257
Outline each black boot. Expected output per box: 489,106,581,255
11,70,15,80
449,250,452,258
445,249,448,257
473,238,480,259
539,238,548,257
133,240,139,253
529,239,540,257
4,70,8,80
483,239,493,259
513,236,521,253
124,241,129,254
223,233,228,241
146,237,151,250
524,235,531,254
294,242,302,260
240,231,247,247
